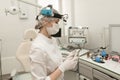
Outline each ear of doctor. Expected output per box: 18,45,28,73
59,49,79,72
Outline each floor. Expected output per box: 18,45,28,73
2,74,10,80
1,72,32,80
2,72,26,80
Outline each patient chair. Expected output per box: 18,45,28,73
9,28,37,80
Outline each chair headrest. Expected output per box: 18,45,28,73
23,28,37,41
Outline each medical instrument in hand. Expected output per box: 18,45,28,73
74,49,89,57
67,49,88,57
59,52,78,72
75,49,81,57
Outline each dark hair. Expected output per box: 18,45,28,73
35,22,42,30
35,17,46,30
35,25,40,29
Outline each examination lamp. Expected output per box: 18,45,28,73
5,0,68,22
5,0,42,15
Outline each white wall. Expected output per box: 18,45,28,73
61,0,120,49
0,0,37,74
62,0,73,35
74,0,120,49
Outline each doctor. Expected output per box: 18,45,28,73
29,5,78,80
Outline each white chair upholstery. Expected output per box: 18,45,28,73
11,28,37,80
16,41,31,72
16,28,37,72
23,28,37,41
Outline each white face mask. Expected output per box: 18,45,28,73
47,23,59,35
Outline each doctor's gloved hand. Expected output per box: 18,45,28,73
66,49,80,59
59,54,78,72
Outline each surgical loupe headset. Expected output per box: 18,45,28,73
35,5,68,22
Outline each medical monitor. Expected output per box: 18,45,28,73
68,27,86,44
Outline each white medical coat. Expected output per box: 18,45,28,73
29,33,64,80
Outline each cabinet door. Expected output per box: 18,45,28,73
93,69,117,80
79,63,93,80
64,71,79,80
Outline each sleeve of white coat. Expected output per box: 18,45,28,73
29,48,51,80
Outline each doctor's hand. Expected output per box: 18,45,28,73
59,53,78,72
66,49,80,59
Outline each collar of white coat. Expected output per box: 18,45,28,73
37,33,55,44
